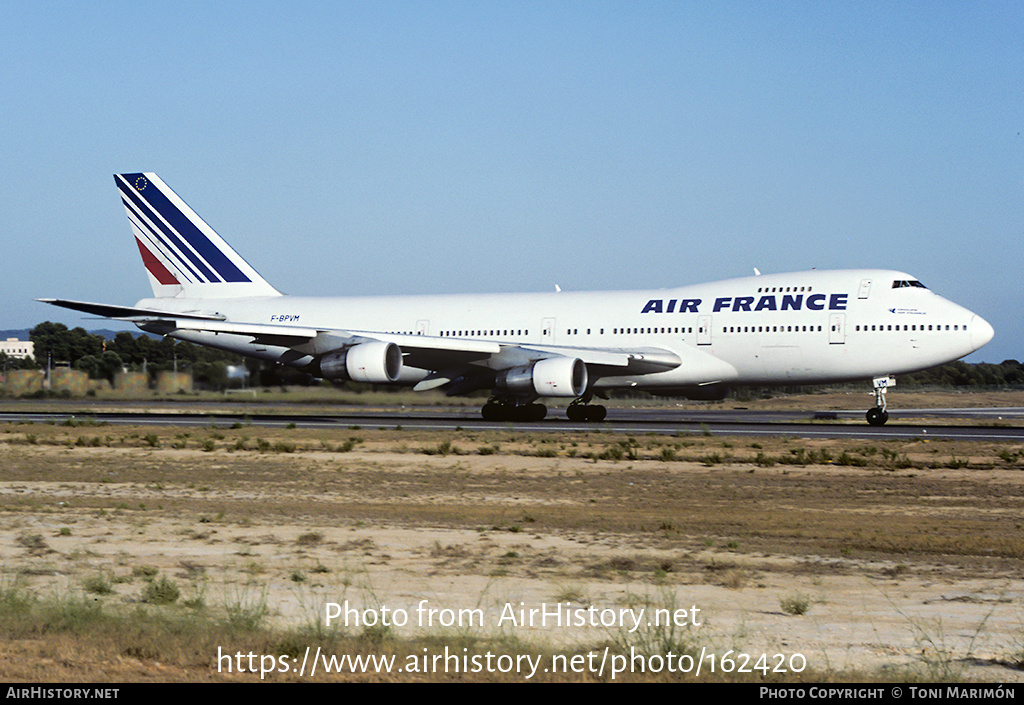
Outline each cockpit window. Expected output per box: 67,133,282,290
891,280,927,289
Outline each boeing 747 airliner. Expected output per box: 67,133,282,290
40,173,994,425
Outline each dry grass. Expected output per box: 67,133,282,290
1,402,1023,681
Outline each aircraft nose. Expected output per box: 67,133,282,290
969,314,994,352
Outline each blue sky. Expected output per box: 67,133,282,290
2,2,1020,363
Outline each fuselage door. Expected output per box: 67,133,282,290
416,320,429,336
697,316,713,346
542,317,556,344
858,279,872,299
829,314,846,344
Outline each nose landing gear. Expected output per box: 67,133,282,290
866,376,894,426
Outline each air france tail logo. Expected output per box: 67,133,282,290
641,293,848,314
116,173,251,285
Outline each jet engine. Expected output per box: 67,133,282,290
494,357,587,398
317,341,402,383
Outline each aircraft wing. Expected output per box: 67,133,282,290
259,325,681,380
513,344,681,375
38,298,503,366
38,298,681,389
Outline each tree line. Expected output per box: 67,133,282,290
3,322,314,390
900,359,1024,388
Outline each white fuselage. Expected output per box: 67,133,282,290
136,268,993,394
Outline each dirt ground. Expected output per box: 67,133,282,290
1,405,1023,682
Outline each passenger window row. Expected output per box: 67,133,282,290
438,330,529,338
855,323,964,332
393,321,969,339
755,285,813,293
721,325,823,334
609,327,695,335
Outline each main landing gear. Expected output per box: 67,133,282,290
565,398,607,422
481,397,547,422
866,376,894,426
479,393,607,423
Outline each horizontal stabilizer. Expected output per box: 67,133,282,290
37,298,226,321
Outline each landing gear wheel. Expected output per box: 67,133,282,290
865,408,889,426
520,403,547,422
566,402,607,423
566,404,586,422
481,400,546,422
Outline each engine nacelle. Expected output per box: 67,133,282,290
317,341,402,383
495,357,588,398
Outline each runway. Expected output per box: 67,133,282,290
2,405,1023,441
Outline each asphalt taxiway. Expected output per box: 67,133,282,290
2,406,1023,441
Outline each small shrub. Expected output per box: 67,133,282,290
142,576,180,605
338,437,360,452
721,568,749,589
82,573,114,595
296,532,323,546
836,451,867,467
780,593,811,615
223,590,269,632
17,534,51,556
132,565,159,579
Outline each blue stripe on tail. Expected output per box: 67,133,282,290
116,174,251,284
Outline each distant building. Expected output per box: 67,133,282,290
0,338,34,360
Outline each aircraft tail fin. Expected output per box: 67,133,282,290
115,173,281,299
